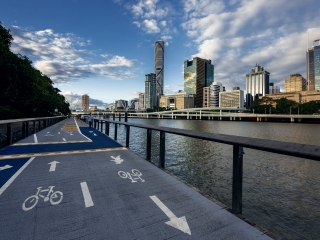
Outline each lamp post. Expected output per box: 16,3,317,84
53,87,60,114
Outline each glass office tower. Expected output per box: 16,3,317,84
184,57,214,108
315,44,320,90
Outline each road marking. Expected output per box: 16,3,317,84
74,118,92,141
80,182,94,208
111,155,123,164
0,165,12,171
34,134,38,143
118,169,144,183
0,147,127,159
150,195,191,235
62,138,66,141
48,161,59,172
0,157,35,196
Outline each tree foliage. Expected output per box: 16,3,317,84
250,97,320,114
0,22,70,120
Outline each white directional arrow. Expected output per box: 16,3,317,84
110,155,123,164
48,161,60,172
0,165,12,171
150,195,191,235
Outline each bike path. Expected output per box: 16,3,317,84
0,150,271,239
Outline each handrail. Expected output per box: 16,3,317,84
0,116,66,148
94,118,320,215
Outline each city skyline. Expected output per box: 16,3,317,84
1,0,320,109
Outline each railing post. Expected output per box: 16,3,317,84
125,125,130,148
159,131,165,168
33,121,36,134
7,123,12,146
38,120,41,131
125,112,128,122
25,121,29,136
114,123,118,140
119,113,121,121
146,129,152,161
113,114,115,121
105,122,109,136
22,122,26,138
232,145,244,214
94,120,97,129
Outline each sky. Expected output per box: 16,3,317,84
1,0,320,109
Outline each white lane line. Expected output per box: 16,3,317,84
80,182,94,208
74,118,92,141
0,157,35,196
34,134,38,143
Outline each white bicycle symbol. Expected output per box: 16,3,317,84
22,186,63,211
118,169,145,183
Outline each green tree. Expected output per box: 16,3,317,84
0,23,70,119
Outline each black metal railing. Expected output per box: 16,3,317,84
0,116,66,148
93,117,320,215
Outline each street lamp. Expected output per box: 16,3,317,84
53,87,60,114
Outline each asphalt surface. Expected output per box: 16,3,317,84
0,118,272,239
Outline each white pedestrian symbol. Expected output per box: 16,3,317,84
22,186,63,211
110,155,123,164
118,169,145,183
44,132,54,136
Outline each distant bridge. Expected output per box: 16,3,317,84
72,107,320,123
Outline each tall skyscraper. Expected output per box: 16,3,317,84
306,45,315,90
246,64,270,98
315,40,320,90
154,40,164,106
184,57,214,107
145,73,156,109
82,94,89,111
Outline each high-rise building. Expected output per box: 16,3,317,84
315,41,320,90
184,57,214,107
145,73,156,109
306,46,315,90
203,82,224,107
219,88,244,108
285,73,306,92
82,94,89,111
246,64,270,98
154,40,164,106
138,93,145,110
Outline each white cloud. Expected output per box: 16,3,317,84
142,19,160,33
10,27,137,83
181,0,320,92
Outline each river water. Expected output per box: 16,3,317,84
102,118,320,240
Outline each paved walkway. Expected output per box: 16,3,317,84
0,118,272,239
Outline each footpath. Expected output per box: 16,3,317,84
0,118,272,239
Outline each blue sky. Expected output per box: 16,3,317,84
1,0,320,109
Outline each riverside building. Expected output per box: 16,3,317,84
246,64,270,98
306,39,320,91
145,73,156,109
154,40,164,106
285,73,306,92
81,94,89,111
159,91,194,110
219,87,244,108
184,57,214,108
203,82,225,107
